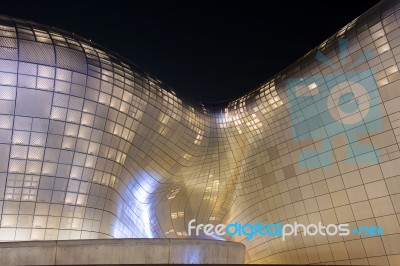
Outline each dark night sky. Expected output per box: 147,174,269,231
2,1,380,103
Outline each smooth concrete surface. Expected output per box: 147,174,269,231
0,238,245,265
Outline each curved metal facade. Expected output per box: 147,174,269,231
0,0,399,264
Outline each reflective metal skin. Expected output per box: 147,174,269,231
0,0,399,264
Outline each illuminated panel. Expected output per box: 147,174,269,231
0,1,399,264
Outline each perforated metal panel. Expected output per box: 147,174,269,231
0,1,399,265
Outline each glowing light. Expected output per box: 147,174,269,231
386,65,398,75
112,171,159,239
308,82,317,90
378,44,390,54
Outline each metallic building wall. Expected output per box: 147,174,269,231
0,0,399,264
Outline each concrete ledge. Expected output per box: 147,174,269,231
0,238,246,265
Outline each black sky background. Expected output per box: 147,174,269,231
1,1,380,103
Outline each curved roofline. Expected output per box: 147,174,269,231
0,1,380,110
0,14,204,109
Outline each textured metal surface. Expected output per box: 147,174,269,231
0,0,400,264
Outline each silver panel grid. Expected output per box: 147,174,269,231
0,0,400,264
